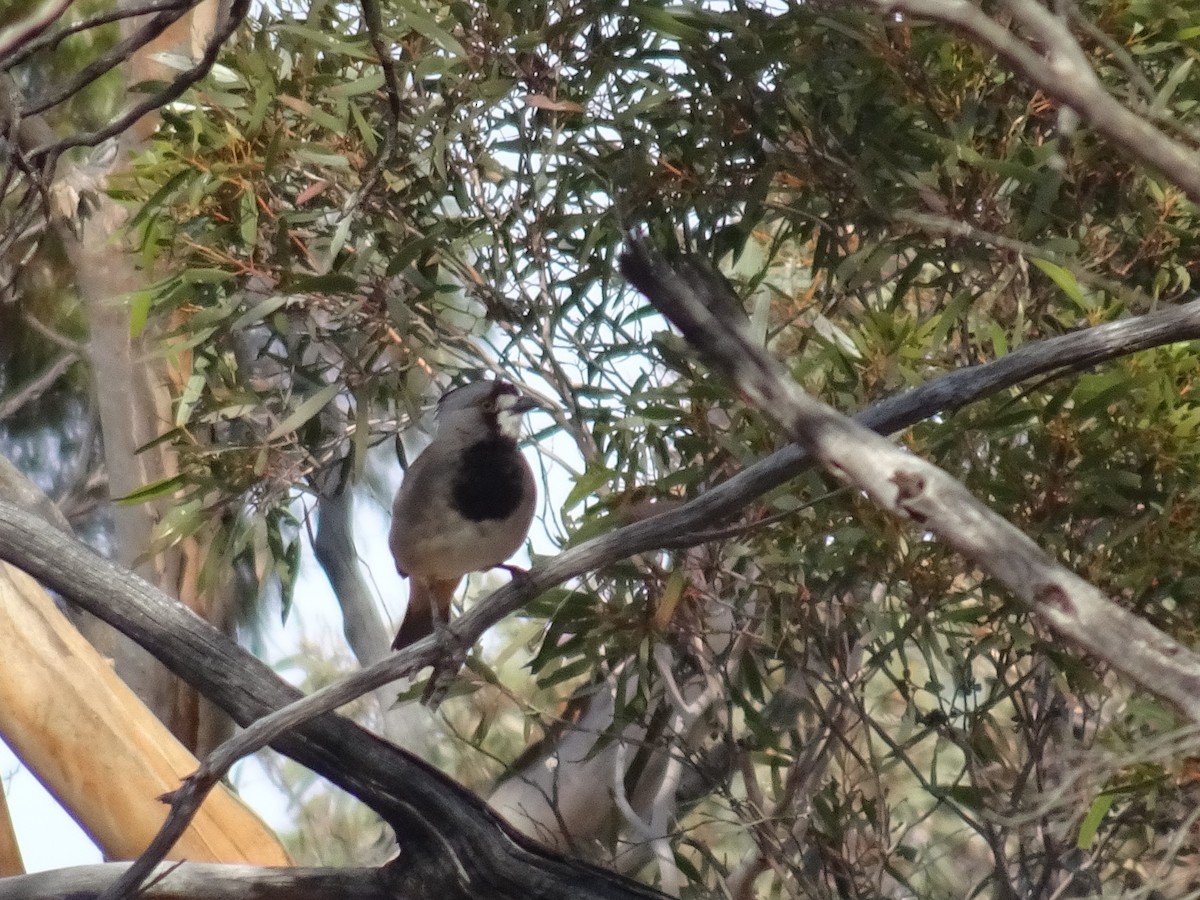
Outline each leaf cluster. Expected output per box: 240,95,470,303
6,0,1200,895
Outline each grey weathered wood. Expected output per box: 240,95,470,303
0,499,667,900
2,863,387,900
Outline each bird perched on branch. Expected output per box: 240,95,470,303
389,379,540,650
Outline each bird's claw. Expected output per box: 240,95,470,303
415,612,467,707
422,628,469,708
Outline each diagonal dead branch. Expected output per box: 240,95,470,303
618,237,1200,723
0,498,670,900
2,861,389,900
23,3,200,116
0,1,197,73
86,280,1200,886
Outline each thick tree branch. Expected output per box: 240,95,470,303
70,282,1200,891
3,257,1198,895
4,862,387,900
451,286,1200,658
618,238,1200,722
0,501,669,900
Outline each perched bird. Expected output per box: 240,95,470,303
389,379,540,650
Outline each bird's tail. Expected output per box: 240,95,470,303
392,577,461,650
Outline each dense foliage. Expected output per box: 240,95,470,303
6,1,1200,896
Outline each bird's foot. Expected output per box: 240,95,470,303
423,630,469,708
428,613,458,649
420,618,469,707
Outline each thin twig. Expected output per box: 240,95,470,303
1,0,196,73
28,0,250,169
25,5,199,116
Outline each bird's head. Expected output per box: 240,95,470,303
436,379,540,441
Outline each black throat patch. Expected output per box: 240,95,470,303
452,435,527,522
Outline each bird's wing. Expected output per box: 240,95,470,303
388,447,446,578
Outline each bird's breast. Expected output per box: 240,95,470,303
452,436,531,522
390,432,535,580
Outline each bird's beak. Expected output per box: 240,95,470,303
511,396,543,415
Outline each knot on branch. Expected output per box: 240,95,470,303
890,470,929,523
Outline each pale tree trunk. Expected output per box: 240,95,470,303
0,455,290,866
0,561,289,864
51,0,237,756
0,784,20,876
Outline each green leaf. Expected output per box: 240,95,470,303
1077,791,1116,850
562,466,615,513
230,295,290,331
175,369,208,427
327,71,386,97
239,188,259,249
1152,57,1194,113
988,322,1008,358
351,386,370,478
128,289,153,338
292,145,351,169
323,215,353,273
637,6,705,42
115,474,186,505
1030,258,1087,310
267,382,342,441
395,1,466,57
178,268,236,285
537,654,596,689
